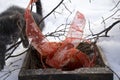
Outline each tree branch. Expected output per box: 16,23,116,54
39,0,64,24
94,20,120,37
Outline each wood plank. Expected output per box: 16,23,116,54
19,68,113,80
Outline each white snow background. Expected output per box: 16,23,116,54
0,0,120,80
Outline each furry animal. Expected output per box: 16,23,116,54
0,1,44,70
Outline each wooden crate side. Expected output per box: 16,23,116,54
97,46,109,66
19,49,31,77
19,68,113,80
18,45,113,80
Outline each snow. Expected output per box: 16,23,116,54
0,0,120,80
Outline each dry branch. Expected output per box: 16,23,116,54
38,0,64,25
94,20,120,37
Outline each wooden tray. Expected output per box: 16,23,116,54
18,45,113,80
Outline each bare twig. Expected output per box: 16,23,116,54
86,20,120,42
8,58,22,67
5,41,21,60
94,20,120,37
62,3,72,13
88,20,94,35
45,27,68,37
39,0,64,25
53,10,63,19
0,68,20,80
45,10,72,40
64,11,73,34
111,1,120,11
5,40,22,54
102,17,106,29
105,65,120,80
101,9,120,23
9,49,28,58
